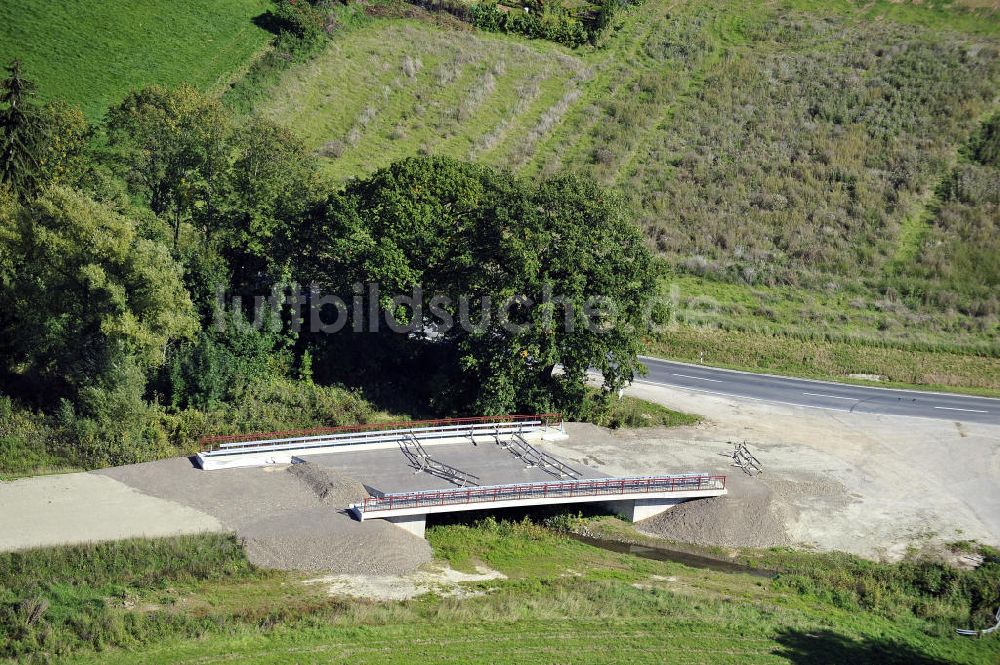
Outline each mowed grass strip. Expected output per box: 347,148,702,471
0,0,273,120
646,325,1000,394
69,621,787,665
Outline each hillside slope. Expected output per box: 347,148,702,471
0,0,273,120
258,0,1000,389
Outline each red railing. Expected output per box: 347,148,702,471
357,474,727,514
199,413,562,451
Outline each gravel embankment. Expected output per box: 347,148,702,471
95,457,432,573
236,461,433,573
636,475,790,549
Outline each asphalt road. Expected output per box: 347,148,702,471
636,356,1000,425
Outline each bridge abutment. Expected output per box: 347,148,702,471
383,497,691,539
603,497,687,522
387,514,427,538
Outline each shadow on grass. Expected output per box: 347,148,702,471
775,629,951,665
251,11,283,36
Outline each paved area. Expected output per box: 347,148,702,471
639,356,1000,425
0,472,222,551
305,440,606,494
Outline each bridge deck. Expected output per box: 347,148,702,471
352,474,727,520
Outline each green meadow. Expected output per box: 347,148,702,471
0,0,273,120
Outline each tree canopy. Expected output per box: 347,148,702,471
0,187,196,399
299,156,657,416
0,65,658,470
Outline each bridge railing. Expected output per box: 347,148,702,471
355,474,727,516
199,413,562,453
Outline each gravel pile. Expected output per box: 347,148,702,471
288,461,369,506
239,506,432,574
231,461,432,574
637,476,790,549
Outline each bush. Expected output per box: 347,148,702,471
470,2,590,48
576,391,700,429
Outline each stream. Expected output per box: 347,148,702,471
569,533,776,579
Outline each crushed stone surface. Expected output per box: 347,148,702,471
94,457,431,573
304,563,505,600
537,378,1000,560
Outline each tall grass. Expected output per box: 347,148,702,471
4,522,999,663
255,2,1000,387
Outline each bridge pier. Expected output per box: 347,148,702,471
603,497,686,522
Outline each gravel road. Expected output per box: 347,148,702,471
537,378,1000,560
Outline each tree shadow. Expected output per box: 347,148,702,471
251,11,283,36
774,629,953,665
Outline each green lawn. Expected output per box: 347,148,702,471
8,521,990,664
0,0,273,120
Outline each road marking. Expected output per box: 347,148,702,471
802,392,859,401
934,406,989,414
672,373,723,383
633,379,853,413
632,379,995,423
640,355,1000,403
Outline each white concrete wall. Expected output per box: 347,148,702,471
355,488,724,520
197,426,568,470
387,514,427,538
603,497,687,522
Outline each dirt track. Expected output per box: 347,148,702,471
537,382,1000,559
0,472,222,551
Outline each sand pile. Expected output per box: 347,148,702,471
232,461,432,573
239,505,433,574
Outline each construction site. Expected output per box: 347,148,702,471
197,414,726,539
0,414,727,574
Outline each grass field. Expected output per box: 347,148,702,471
1,0,996,389
255,0,999,389
4,520,998,664
0,0,273,120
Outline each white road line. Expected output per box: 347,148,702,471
631,379,997,423
802,392,859,401
633,379,852,413
934,406,989,414
672,373,723,383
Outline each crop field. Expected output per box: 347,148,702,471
0,0,273,120
262,21,590,178
257,0,999,387
0,0,996,388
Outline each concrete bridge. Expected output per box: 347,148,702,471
197,416,727,538
196,414,567,470
350,474,728,537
